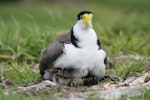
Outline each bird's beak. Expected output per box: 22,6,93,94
82,14,93,27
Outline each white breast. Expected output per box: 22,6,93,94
53,44,106,79
53,20,106,79
73,20,99,50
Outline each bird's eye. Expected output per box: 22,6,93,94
80,16,83,19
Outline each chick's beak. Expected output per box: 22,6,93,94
82,14,93,27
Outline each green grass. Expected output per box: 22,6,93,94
0,0,150,99
107,59,150,80
0,61,41,85
0,1,149,61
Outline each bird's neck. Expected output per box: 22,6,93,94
72,21,99,50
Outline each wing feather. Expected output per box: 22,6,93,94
39,32,71,75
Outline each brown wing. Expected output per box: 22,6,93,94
39,32,71,75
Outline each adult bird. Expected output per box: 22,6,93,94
39,11,107,83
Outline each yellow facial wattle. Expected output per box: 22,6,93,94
82,13,93,27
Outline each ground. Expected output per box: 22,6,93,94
0,0,150,100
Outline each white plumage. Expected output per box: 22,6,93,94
40,11,107,82
53,20,107,80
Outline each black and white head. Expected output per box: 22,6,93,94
76,11,93,28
